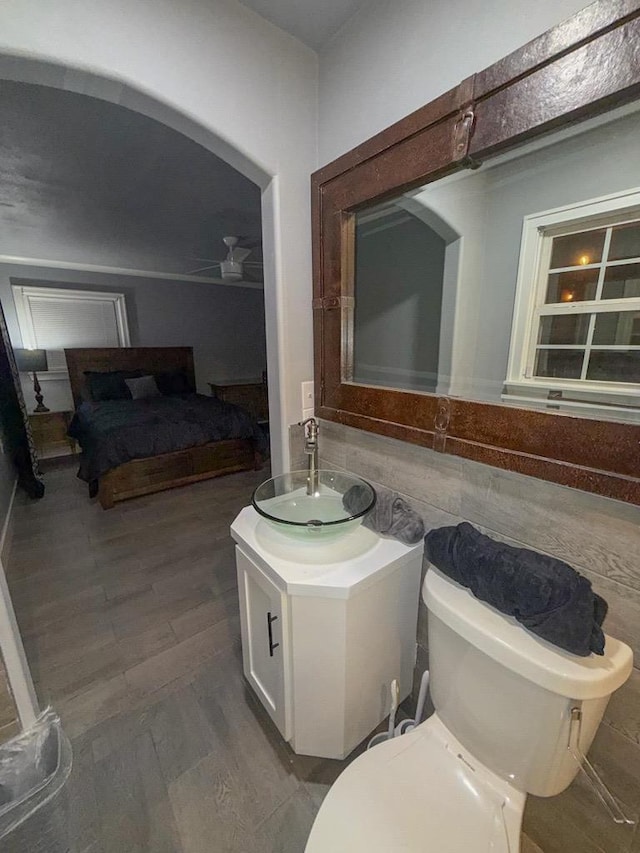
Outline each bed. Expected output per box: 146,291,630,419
65,347,266,509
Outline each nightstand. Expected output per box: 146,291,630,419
28,410,76,459
208,380,269,422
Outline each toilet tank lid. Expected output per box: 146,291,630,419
423,567,633,700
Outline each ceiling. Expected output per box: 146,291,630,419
0,81,263,280
239,0,369,49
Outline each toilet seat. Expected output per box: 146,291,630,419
305,713,526,853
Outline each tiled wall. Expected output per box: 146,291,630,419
291,420,640,853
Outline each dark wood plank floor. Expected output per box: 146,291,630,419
6,462,355,853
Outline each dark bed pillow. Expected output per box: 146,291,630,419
154,369,193,396
84,369,143,401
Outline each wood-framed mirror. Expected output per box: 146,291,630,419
312,0,640,506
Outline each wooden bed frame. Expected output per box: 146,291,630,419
65,347,262,509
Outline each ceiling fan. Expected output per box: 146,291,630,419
189,236,263,281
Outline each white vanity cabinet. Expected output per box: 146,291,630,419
236,547,292,740
231,506,424,759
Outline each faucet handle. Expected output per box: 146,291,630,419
298,417,318,442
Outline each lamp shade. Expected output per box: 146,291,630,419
14,348,48,373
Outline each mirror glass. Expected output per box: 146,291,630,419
351,104,640,423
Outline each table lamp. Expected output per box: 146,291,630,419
14,348,49,413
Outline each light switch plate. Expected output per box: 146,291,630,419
301,380,314,415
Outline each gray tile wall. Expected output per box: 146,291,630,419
299,420,640,853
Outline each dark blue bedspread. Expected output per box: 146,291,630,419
68,393,268,483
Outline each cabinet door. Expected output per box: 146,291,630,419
236,547,290,739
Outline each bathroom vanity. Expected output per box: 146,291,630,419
231,505,424,759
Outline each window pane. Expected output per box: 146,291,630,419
545,269,598,304
534,349,584,379
601,263,640,300
593,311,640,346
549,230,606,269
587,351,640,383
608,222,640,261
538,314,590,345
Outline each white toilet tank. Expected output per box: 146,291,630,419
423,567,633,797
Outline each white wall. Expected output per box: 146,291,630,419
0,0,319,474
319,0,590,164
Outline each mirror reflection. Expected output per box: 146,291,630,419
351,105,640,423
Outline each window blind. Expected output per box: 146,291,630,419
13,287,129,372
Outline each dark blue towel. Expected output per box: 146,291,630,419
425,522,607,656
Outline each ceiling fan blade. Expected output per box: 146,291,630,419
241,261,264,267
231,247,251,263
188,262,222,274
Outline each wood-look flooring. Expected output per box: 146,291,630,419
6,462,357,853
7,461,548,853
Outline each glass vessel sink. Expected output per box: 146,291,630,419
252,470,376,538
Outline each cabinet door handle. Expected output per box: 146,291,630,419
267,611,279,657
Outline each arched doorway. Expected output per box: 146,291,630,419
0,53,288,470
0,52,299,729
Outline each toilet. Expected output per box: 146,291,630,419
305,566,633,852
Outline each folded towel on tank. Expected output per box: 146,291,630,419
343,485,425,545
424,521,607,656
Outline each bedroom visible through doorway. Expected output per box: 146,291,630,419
0,79,271,456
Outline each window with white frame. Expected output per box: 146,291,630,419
12,286,130,374
505,188,640,412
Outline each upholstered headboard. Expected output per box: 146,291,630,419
64,347,196,408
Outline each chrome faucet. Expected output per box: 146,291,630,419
299,417,319,496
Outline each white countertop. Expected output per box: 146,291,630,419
230,505,424,599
